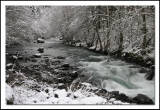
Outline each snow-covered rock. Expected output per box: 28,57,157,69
6,84,14,104
37,38,44,43
6,79,132,105
54,89,67,98
109,98,116,102
34,53,41,58
6,63,14,69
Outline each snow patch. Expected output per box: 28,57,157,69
6,84,14,101
80,96,106,104
54,89,67,98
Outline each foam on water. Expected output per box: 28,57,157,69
79,55,155,102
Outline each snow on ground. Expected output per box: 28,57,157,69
6,84,14,101
6,80,131,105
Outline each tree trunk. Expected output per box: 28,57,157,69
118,7,123,56
95,26,103,51
105,6,110,53
141,8,147,49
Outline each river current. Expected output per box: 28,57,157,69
6,40,155,102
48,40,154,101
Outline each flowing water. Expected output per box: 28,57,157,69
48,40,155,101
6,40,155,102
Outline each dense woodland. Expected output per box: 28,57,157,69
6,6,155,67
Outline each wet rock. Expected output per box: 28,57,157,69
110,91,119,97
61,63,70,68
34,53,41,58
145,70,154,80
54,94,58,98
7,99,14,105
70,71,79,78
51,59,61,65
6,63,13,69
38,50,44,53
96,89,108,96
45,89,49,93
116,93,129,102
57,56,65,59
18,56,23,60
57,78,64,83
74,96,78,99
11,55,18,60
37,38,44,43
132,94,154,104
37,47,44,53
58,83,66,89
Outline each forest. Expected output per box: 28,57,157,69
6,6,155,67
5,6,155,105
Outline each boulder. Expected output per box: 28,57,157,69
18,55,23,60
145,70,154,80
61,63,70,70
132,94,154,104
37,47,44,53
37,38,44,43
57,78,64,83
61,63,70,68
45,89,49,93
6,84,14,104
150,65,155,69
11,55,18,60
57,56,65,59
6,63,13,69
58,83,66,89
96,89,108,96
116,93,129,102
110,91,119,97
34,53,41,58
70,71,78,78
54,94,59,98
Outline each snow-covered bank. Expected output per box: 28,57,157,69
6,80,130,105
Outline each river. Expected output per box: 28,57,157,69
6,39,155,102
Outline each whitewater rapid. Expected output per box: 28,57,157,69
79,55,155,102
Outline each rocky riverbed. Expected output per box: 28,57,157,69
5,39,154,105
